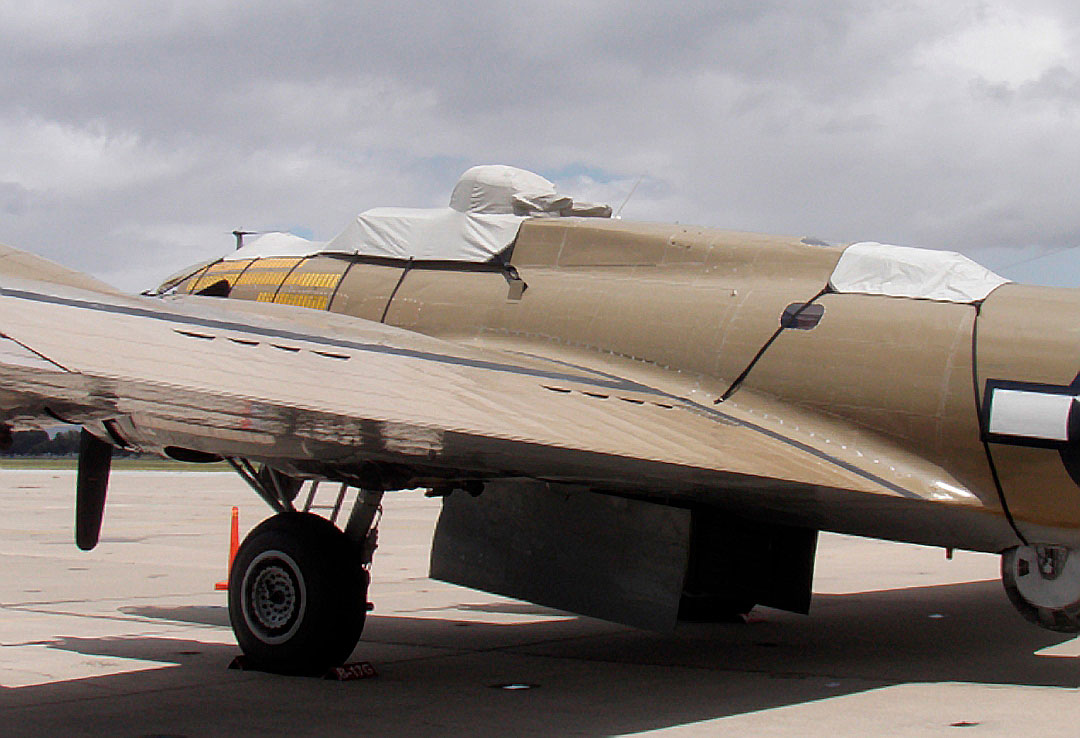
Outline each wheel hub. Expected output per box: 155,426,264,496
1006,544,1080,610
242,550,307,644
252,565,296,629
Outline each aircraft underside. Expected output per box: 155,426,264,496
62,424,1080,674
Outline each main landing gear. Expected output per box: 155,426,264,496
1002,544,1080,632
228,512,368,674
226,464,383,675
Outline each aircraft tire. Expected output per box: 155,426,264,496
1001,545,1080,633
228,511,368,675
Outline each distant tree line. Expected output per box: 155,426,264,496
2,429,142,457
3,429,80,456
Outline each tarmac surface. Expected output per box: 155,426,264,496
2,469,1080,737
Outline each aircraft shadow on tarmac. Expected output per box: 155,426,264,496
5,579,1080,735
119,604,232,627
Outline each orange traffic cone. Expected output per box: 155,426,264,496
214,506,240,591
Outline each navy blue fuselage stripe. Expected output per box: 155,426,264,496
0,285,920,499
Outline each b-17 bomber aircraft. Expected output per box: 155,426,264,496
1,165,1079,675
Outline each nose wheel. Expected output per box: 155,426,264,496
228,512,369,674
1002,544,1080,632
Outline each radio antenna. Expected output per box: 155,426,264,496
996,243,1080,271
615,175,644,218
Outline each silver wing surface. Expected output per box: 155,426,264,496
0,244,1007,552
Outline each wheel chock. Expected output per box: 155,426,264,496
226,655,378,680
214,506,240,591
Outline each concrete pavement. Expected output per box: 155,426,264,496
1,469,1079,736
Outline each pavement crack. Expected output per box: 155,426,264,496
1,591,219,609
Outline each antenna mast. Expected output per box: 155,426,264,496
615,175,644,218
232,230,257,250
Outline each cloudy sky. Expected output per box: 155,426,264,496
4,1,1080,290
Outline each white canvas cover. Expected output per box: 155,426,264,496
322,165,610,261
224,165,612,264
448,164,612,217
829,241,1009,303
322,207,523,262
233,232,324,260
449,165,557,214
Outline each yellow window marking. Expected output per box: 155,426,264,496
247,258,303,270
234,271,292,287
189,273,239,292
185,260,254,293
282,273,342,288
272,293,330,310
201,260,253,276
186,259,343,300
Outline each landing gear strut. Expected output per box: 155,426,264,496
228,512,369,675
226,465,383,675
1002,544,1080,632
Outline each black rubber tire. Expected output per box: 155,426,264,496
228,512,368,675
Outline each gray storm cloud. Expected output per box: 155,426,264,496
3,1,1080,289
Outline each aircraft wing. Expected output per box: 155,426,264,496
0,246,991,547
